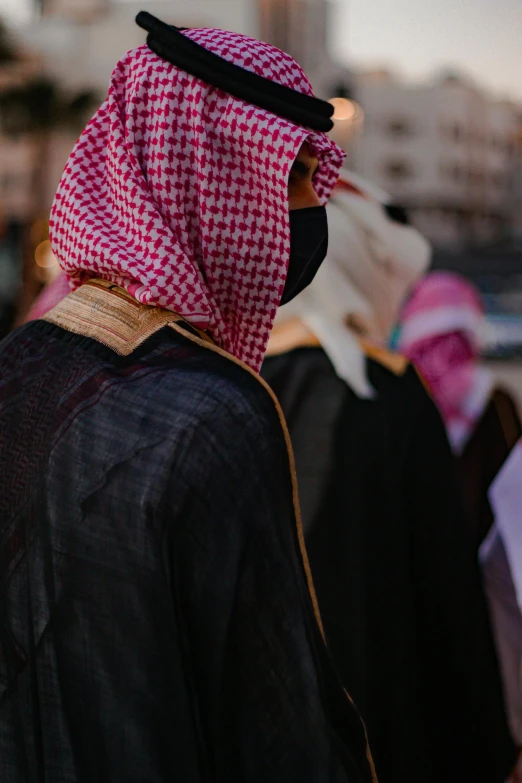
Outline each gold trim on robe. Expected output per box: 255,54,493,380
267,319,408,380
43,278,182,356
265,318,322,356
359,339,409,377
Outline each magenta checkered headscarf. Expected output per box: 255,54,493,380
49,30,344,371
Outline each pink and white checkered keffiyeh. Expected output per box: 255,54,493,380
49,30,344,371
399,272,493,453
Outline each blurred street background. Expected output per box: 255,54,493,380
0,0,520,405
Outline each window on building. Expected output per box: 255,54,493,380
452,124,464,143
0,172,25,196
466,168,486,186
440,162,462,182
383,160,414,181
386,117,415,138
0,174,14,193
440,123,468,143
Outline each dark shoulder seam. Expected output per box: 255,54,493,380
492,387,522,451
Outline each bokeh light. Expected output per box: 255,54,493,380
328,98,361,122
35,239,58,269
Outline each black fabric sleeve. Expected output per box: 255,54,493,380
164,385,370,783
403,370,516,781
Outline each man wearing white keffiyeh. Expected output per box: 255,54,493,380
263,169,516,783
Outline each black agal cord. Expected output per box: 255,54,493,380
136,11,334,132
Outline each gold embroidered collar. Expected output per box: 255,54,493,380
265,319,321,357
42,278,211,356
266,318,408,376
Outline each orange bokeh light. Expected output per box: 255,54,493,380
328,98,360,122
35,240,58,269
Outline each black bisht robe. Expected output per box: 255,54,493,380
0,289,374,782
262,344,516,783
459,387,522,547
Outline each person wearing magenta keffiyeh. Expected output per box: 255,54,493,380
0,15,376,783
399,272,522,548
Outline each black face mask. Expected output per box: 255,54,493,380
281,206,328,306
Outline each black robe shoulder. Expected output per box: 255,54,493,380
459,386,522,546
0,319,373,783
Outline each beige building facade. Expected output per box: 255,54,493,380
352,71,522,248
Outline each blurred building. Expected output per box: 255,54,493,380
0,29,44,221
0,136,37,220
511,121,522,238
24,0,262,94
259,0,353,98
0,29,93,223
23,0,352,97
352,70,522,249
38,0,108,20
0,26,45,330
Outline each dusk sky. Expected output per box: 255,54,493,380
1,0,521,100
332,0,522,101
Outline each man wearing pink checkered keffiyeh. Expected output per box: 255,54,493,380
0,13,376,783
399,272,522,547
